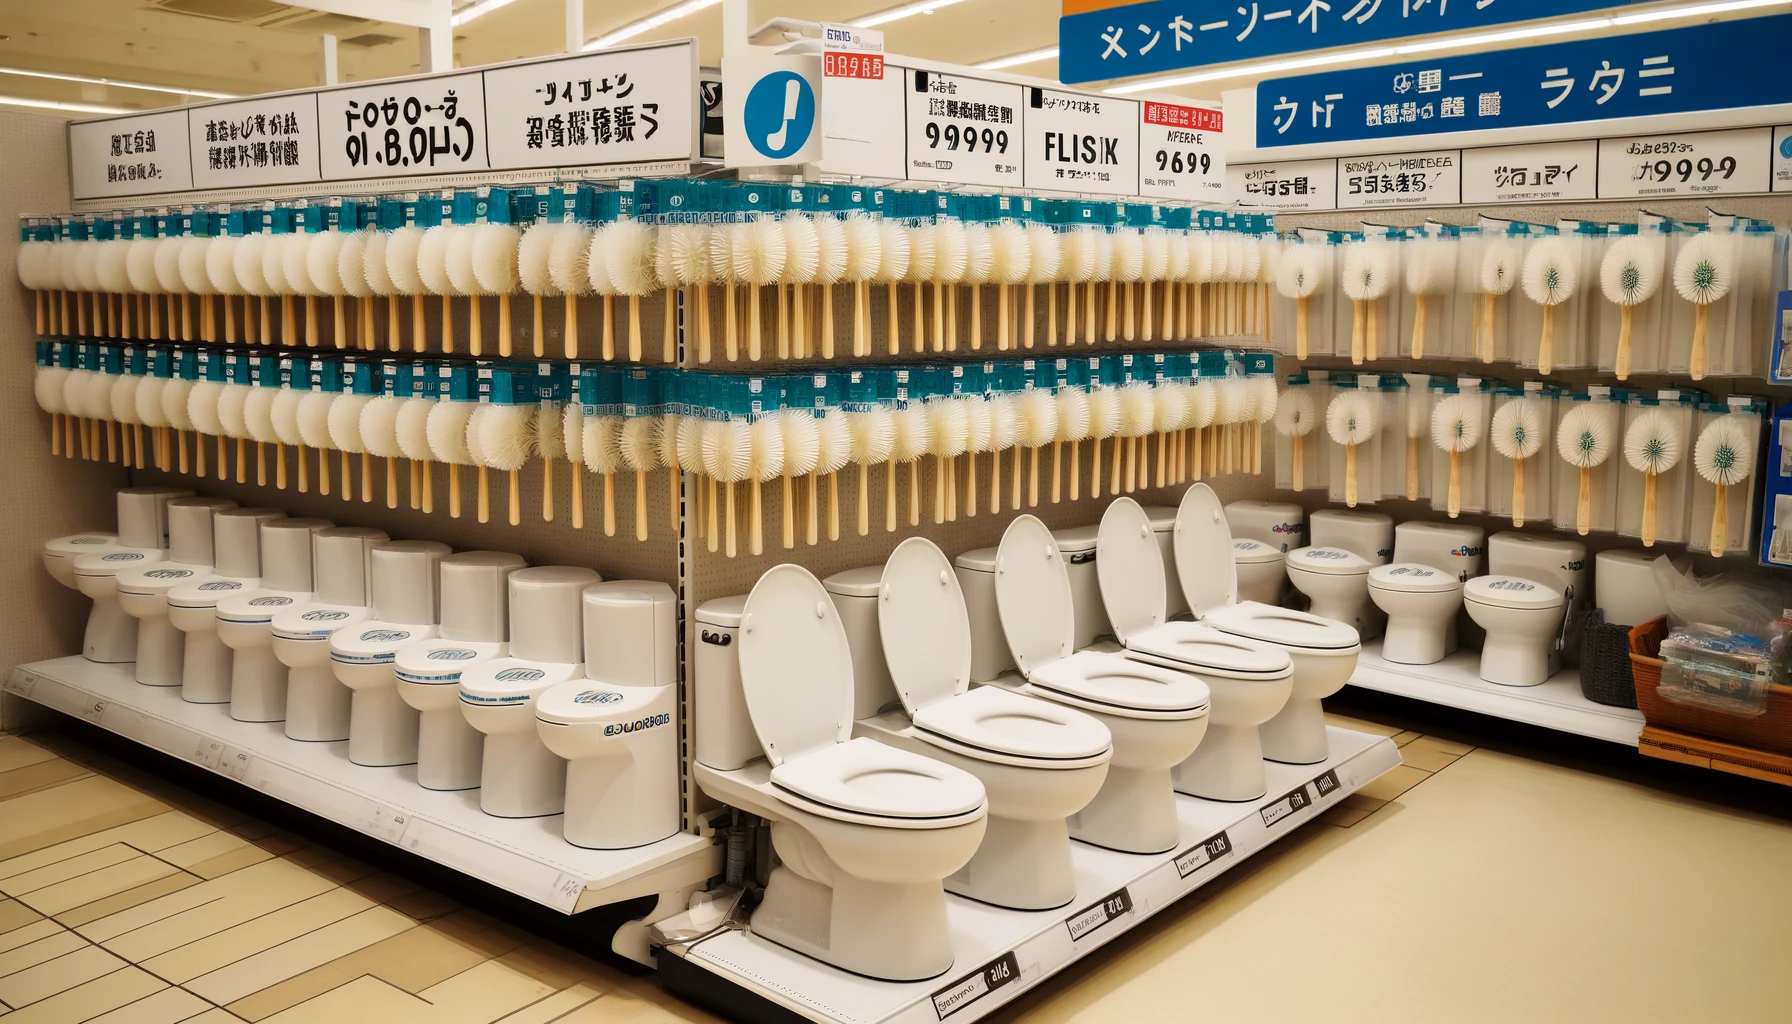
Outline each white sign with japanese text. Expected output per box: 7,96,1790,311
1022,87,1139,197
1228,159,1337,211
1137,100,1225,201
1597,127,1772,199
819,65,906,180
317,72,490,181
68,109,194,200
483,48,695,170
904,68,1024,189
188,96,320,191
1773,126,1792,193
1336,149,1460,210
1461,140,1598,205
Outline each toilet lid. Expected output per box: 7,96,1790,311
168,578,252,609
770,737,985,820
993,515,1077,676
1029,650,1212,713
459,658,579,704
1141,505,1177,533
822,566,883,599
117,564,211,596
534,680,664,726
272,604,368,641
395,640,501,684
45,534,117,557
911,685,1111,760
74,548,162,577
1122,623,1293,679
1173,484,1238,616
1464,575,1564,610
1201,602,1361,652
693,595,746,629
332,622,434,666
1052,524,1100,556
738,565,855,766
215,591,299,624
954,547,998,573
1286,547,1372,576
1232,539,1283,564
878,538,973,714
1369,563,1461,594
1095,498,1167,644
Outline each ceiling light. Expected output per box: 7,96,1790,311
451,0,523,27
0,66,235,99
585,0,721,50
976,46,1058,71
852,0,964,29
1104,47,1397,94
1612,0,1790,24
1391,17,1612,54
0,95,132,115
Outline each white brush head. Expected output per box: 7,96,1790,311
620,415,665,473
813,217,848,285
62,371,94,419
781,216,820,285
260,235,293,294
962,222,994,286
605,220,660,296
1027,224,1062,284
1060,229,1094,284
1235,235,1262,284
48,242,74,291
1405,388,1429,439
1276,243,1325,300
1166,232,1192,284
426,400,474,464
1055,387,1090,442
387,226,426,294
1017,388,1058,447
1623,408,1682,475
925,398,969,459
1361,241,1394,299
1341,244,1377,302
1274,387,1316,438
657,413,681,473
1490,399,1544,461
981,392,1014,451
736,219,788,287
697,419,741,481
1208,234,1233,283
360,395,403,457
932,220,969,284
561,404,585,465
991,222,1031,285
232,235,269,295
127,239,160,293
185,380,223,435
1430,394,1482,454
536,406,567,462
670,414,699,473
338,232,371,298
241,387,276,443
1555,403,1613,469
329,393,371,452
842,215,882,283
1405,238,1456,296
178,237,213,294
746,415,784,481
1481,240,1517,295
34,367,69,415
780,410,823,475
1694,414,1755,485
1252,376,1280,424
1213,376,1247,425
1187,379,1217,429
162,378,195,430
891,403,933,463
154,239,187,294
662,223,713,287
444,225,479,296
847,407,896,465
110,375,142,425
1521,237,1578,307
904,223,937,282
1087,230,1115,282
1118,384,1155,438
707,224,738,284
1259,236,1281,285
1188,232,1215,283
284,233,321,296
584,417,624,476
1600,235,1661,308
16,241,44,290
472,404,532,471
396,398,433,459
472,222,521,295
97,241,131,293
138,377,171,428
74,242,103,292
1141,229,1170,283
963,395,994,452
549,223,593,295
586,224,616,294
272,389,304,446
1326,391,1378,446
217,384,251,438
1153,382,1187,434
363,232,394,295
874,221,909,283
815,412,852,475
307,231,347,295
417,225,455,295
1674,232,1734,306
1087,386,1120,439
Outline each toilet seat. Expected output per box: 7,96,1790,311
396,640,502,685
1200,602,1361,653
117,565,213,598
1286,547,1373,577
332,623,429,667
1369,563,1462,594
770,737,987,821
216,592,299,625
1120,623,1294,680
912,685,1112,761
73,548,163,580
1464,575,1564,611
1029,651,1212,718
460,660,579,707
1232,539,1283,566
272,605,369,641
169,578,252,610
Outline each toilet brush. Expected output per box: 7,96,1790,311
779,405,822,545
154,372,186,472
1109,228,1142,342
385,221,428,352
990,221,1030,349
932,218,969,354
1326,390,1378,507
1018,384,1057,508
426,394,476,518
1276,244,1325,359
549,221,593,359
706,415,749,555
1600,235,1661,380
1152,378,1188,488
110,369,142,468
1430,394,1482,519
1187,231,1214,338
1059,228,1093,347
1027,222,1062,348
188,373,225,480
1341,243,1391,364
843,213,882,358
1054,381,1091,502
1404,237,1454,360
584,411,624,538
1490,399,1543,527
891,398,931,529
926,394,968,523
587,222,620,360
518,219,560,357
814,403,851,543
1478,240,1516,363
1212,376,1247,478
34,361,69,457
781,213,820,360
417,221,457,353
961,221,995,351
361,389,404,509
1118,380,1154,495
962,387,993,515
874,220,910,357
536,403,566,523
747,412,785,555
18,229,48,336
1206,235,1231,337
472,216,522,357
987,387,1019,514
126,231,160,340
1274,387,1317,492
1235,235,1263,337
662,223,711,362
1694,414,1755,555
1250,375,1278,477
473,397,533,527
813,216,848,359
1522,237,1577,375
606,219,660,363
154,234,190,343
711,224,741,360
1556,402,1614,536
297,385,338,496
306,223,348,348
217,379,252,484
659,381,686,533
284,224,325,347
177,234,214,343
1623,408,1682,547
1086,378,1120,499
562,401,585,528
98,230,132,339
1673,232,1734,382
1186,376,1217,481
846,399,895,537
620,412,664,540
361,219,398,352
445,224,480,355
737,219,786,362
328,385,374,502
396,381,435,512
1404,388,1429,500
271,383,304,491
904,221,937,354
337,228,373,350
1140,228,1170,343
676,409,706,543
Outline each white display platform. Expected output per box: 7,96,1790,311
1347,645,1644,746
6,657,718,916
664,727,1400,1024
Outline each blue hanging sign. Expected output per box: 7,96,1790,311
1256,14,1792,148
1058,0,1652,86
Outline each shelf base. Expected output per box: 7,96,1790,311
1640,725,1792,786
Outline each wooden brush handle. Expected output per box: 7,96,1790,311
858,462,870,537
1366,299,1380,362
637,470,649,541
1512,457,1525,528
1351,300,1366,365
725,480,735,558
823,284,836,360
669,467,680,533
1448,448,1461,518
663,287,676,364
628,295,643,362
934,456,946,525
477,465,490,522
1406,437,1421,500
387,456,398,509
508,468,521,526
1616,305,1634,380
1296,297,1310,360
340,445,352,497
886,461,897,533
1411,294,1427,360
747,287,761,362
910,460,922,527
1711,482,1729,554
333,295,347,349
724,284,738,361
1291,435,1304,492
1691,303,1709,381
1642,471,1658,547
1345,443,1358,507
422,460,434,514
751,478,764,555
1088,438,1101,500
604,473,616,537
966,451,978,518
1576,465,1592,536
448,462,459,518
603,294,616,361
785,474,797,548
826,471,837,542
1065,280,1077,346
542,457,554,522
1052,440,1063,504
1538,304,1555,375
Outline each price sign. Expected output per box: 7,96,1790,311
188,96,320,190
1598,127,1771,198
78,699,109,724
1337,149,1461,210
1064,886,1133,942
550,871,586,913
482,46,695,171
904,69,1023,188
1774,127,1792,193
822,23,884,81
216,746,254,782
3,673,35,698
1310,768,1343,802
931,951,1022,1019
67,109,194,200
1138,100,1224,201
318,72,489,181
1022,87,1138,197
192,738,225,770
365,805,412,844
1259,785,1312,828
1230,159,1337,211
1461,140,1598,205
1174,830,1234,879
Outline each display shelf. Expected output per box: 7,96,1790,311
1346,645,1644,745
5,657,719,916
660,727,1400,1024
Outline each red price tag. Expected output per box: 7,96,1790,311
824,52,884,81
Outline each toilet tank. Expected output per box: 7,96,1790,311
1141,505,1188,619
1394,521,1486,581
1224,500,1307,552
1052,525,1112,649
823,566,899,719
954,547,1015,683
583,581,676,687
694,596,757,771
1310,510,1394,564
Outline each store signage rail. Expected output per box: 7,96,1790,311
66,38,700,202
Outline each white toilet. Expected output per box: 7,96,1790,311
691,563,988,983
980,515,1212,853
116,497,238,687
396,552,526,791
43,533,119,589
333,540,449,767
692,596,758,772
169,508,292,707
1393,521,1485,581
1284,546,1377,637
821,567,901,720
1595,549,1672,629
840,539,1114,911
1463,576,1566,686
271,527,386,741
1232,539,1288,607
535,581,680,850
1488,532,1587,659
1140,505,1188,618
953,548,1019,685
70,487,191,663
1051,525,1113,648
460,566,599,817
1367,565,1463,665
1310,509,1395,562
1225,500,1308,552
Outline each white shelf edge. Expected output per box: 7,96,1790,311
665,728,1402,1024
1347,645,1644,746
6,657,719,916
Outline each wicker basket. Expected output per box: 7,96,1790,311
1580,610,1639,709
1629,617,1792,755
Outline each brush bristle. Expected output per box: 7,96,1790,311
813,217,848,285
535,406,567,462
1055,388,1090,442
1430,394,1482,453
162,378,194,430
1060,229,1094,283
1118,384,1154,437
1405,237,1456,295
1521,237,1578,307
1141,229,1171,283
217,384,251,438
1490,399,1543,461
1326,391,1378,446
1274,387,1316,437
417,225,455,295
444,225,479,296
1694,414,1755,486
584,416,624,476
905,223,937,281
71,243,100,292
137,377,171,428
990,222,1032,285
780,410,823,475
154,239,187,293
1341,244,1374,302
661,224,712,286
1187,232,1214,283
34,367,68,414
1555,403,1613,468
549,224,593,295
848,407,896,464
518,222,559,296
297,391,337,448
604,220,659,296
585,223,616,294
1276,244,1323,300
1213,377,1247,425
187,381,224,435
843,215,882,282
1086,386,1121,439
701,419,746,481
387,227,426,294
261,235,296,294
284,234,321,295
1153,383,1187,433
874,221,909,283
110,375,142,425
987,392,1019,449
1481,240,1517,295
338,233,371,297
1027,225,1061,284
472,222,521,295
675,415,702,474
232,235,268,295
97,240,131,293
735,219,787,286
932,220,968,283
272,390,304,446
891,404,933,463
307,232,347,295
360,395,403,457
178,237,212,294
814,412,852,475
1623,408,1681,474
746,415,784,481
127,239,160,293
658,413,681,471
1600,235,1660,308
327,393,370,453
1186,379,1218,429
561,405,584,464
780,217,820,284
471,404,531,471
426,401,474,464
1019,388,1058,447
1087,230,1114,281
1236,235,1262,283
1673,232,1733,305
927,398,969,458
363,232,394,294
1252,377,1279,424
961,223,995,286
620,416,664,472
396,398,433,459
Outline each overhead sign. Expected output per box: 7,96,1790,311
1058,0,1653,86
65,39,700,201
1596,127,1772,200
724,52,823,167
1256,14,1792,148
1336,149,1459,209
1460,140,1598,205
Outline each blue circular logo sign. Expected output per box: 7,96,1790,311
742,71,815,161
1780,135,1792,160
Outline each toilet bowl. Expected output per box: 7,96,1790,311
460,566,600,817
693,597,758,772
66,487,192,663
175,509,300,709
334,541,449,767
1487,532,1586,660
396,551,525,790
840,539,1113,911
692,564,988,982
43,533,118,589
1232,539,1287,607
1463,576,1566,686
982,515,1211,854
272,528,386,741
1285,546,1378,638
534,581,679,849
1367,564,1463,665
117,497,238,687
1051,525,1113,648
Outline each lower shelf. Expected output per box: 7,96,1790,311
6,657,718,916
1346,644,1645,745
662,727,1400,1024
1639,725,1792,786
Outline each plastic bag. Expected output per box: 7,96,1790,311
1650,556,1791,634
1657,625,1772,716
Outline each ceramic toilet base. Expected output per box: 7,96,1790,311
1261,700,1330,765
349,687,420,767
1383,620,1449,665
134,618,183,687
479,731,566,817
181,632,232,704
946,816,1075,911
286,665,351,741
84,602,138,664
417,709,484,791
1479,638,1554,687
1069,766,1180,855
564,756,678,850
227,649,285,719
1174,725,1267,802
754,864,954,983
